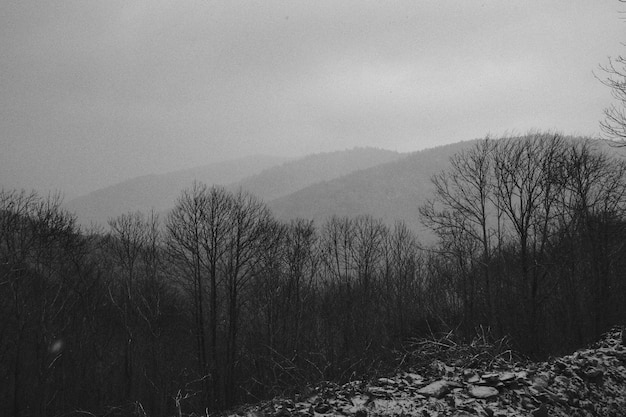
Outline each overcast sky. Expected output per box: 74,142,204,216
1,1,625,198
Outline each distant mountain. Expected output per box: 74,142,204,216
65,155,291,228
267,141,480,241
267,137,626,243
66,137,622,239
65,148,404,228
233,147,403,201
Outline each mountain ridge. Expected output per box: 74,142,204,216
267,140,480,240
64,154,291,228
65,147,405,228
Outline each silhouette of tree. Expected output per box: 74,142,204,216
599,54,626,144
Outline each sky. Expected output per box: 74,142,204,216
1,1,625,199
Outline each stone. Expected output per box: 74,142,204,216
499,372,516,383
354,407,367,417
468,385,499,399
417,380,450,398
531,404,550,417
313,403,330,414
377,377,396,385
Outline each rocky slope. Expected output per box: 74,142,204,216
229,327,626,417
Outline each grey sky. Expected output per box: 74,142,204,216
1,1,624,198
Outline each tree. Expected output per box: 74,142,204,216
167,184,281,409
107,211,147,402
420,138,500,330
382,221,424,340
491,133,567,352
166,182,227,409
599,54,626,144
0,190,86,417
557,141,626,335
106,210,179,416
220,189,280,405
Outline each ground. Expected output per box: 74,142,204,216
228,327,626,417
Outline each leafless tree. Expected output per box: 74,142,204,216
166,182,225,408
0,190,84,417
491,133,568,350
420,138,499,329
599,54,626,144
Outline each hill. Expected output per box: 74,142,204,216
64,154,290,228
233,147,403,201
65,148,403,228
267,140,479,241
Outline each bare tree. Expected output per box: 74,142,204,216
107,211,147,402
559,141,626,334
599,54,626,144
0,190,84,417
491,133,568,351
382,221,423,339
220,189,278,405
419,138,499,329
167,184,280,409
166,182,220,408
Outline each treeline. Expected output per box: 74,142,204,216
1,133,625,417
420,133,626,354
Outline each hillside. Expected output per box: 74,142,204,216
267,137,626,242
65,148,403,228
228,327,626,417
234,147,403,201
267,140,479,240
64,155,290,228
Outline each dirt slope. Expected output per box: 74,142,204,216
229,327,626,417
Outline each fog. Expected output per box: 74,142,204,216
1,1,624,198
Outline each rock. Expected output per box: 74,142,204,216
368,386,392,398
377,378,396,385
522,396,538,410
583,368,603,380
274,409,291,417
499,372,516,383
531,403,549,417
482,373,499,383
402,372,424,384
468,385,499,399
227,326,626,417
467,374,481,384
313,403,330,414
417,380,450,398
354,407,367,417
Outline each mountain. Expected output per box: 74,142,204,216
267,140,478,240
65,154,291,228
233,147,403,201
267,137,626,243
65,148,404,228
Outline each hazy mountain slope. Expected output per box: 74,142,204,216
65,155,290,228
65,148,403,229
233,147,403,201
267,137,625,242
267,141,479,240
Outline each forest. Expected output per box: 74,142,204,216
1,133,626,417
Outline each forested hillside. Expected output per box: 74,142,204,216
234,147,403,201
65,148,403,229
1,133,625,417
268,140,479,239
64,155,291,228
